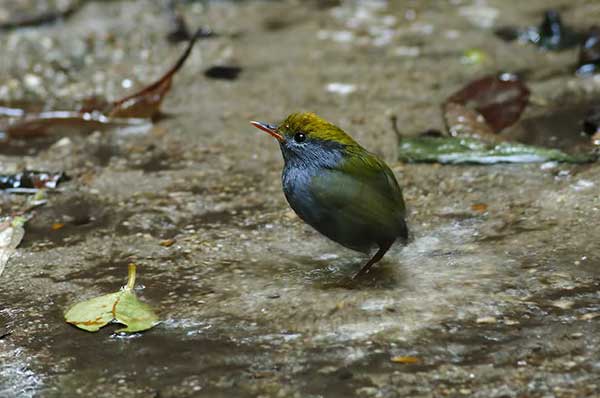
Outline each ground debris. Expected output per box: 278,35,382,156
1,29,203,140
398,73,598,164
397,136,592,164
495,9,584,51
577,27,600,76
65,263,159,333
0,217,26,277
165,0,215,44
0,170,68,193
444,73,530,135
159,239,176,247
390,356,420,364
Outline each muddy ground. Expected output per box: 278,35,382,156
1,0,600,397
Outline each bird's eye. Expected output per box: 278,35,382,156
294,132,306,143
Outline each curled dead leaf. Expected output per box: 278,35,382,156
2,29,202,139
445,74,530,134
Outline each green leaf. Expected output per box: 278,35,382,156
113,290,160,333
65,264,159,333
63,292,120,332
398,136,596,164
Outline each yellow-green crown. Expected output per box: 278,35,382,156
278,113,359,146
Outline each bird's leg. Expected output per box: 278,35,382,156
353,241,394,279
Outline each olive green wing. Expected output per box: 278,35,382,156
334,150,406,215
308,151,406,234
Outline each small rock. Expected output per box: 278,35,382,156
476,316,497,324
23,73,41,89
356,387,378,396
52,137,72,148
325,82,356,96
551,299,574,309
580,312,600,320
564,361,577,369
318,366,337,374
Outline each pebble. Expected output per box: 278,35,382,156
476,316,497,324
551,300,574,310
326,82,356,96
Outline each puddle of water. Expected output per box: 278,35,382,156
0,349,43,398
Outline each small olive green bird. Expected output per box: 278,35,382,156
250,112,408,278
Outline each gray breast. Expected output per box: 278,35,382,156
281,165,322,226
279,140,344,227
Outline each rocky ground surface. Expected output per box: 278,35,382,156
1,0,600,397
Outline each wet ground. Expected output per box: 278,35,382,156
1,0,600,397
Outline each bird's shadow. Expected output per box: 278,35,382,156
305,259,408,291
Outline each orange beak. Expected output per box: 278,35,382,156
250,121,284,142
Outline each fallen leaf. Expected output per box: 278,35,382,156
391,356,420,364
159,239,176,247
108,29,202,118
51,223,65,231
2,29,202,139
397,136,594,164
3,110,150,139
0,217,26,277
471,203,488,213
443,102,501,143
445,74,530,133
65,263,159,333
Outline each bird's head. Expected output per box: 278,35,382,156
250,112,358,167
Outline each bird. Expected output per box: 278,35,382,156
250,112,408,278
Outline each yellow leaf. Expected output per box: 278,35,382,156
64,264,159,333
